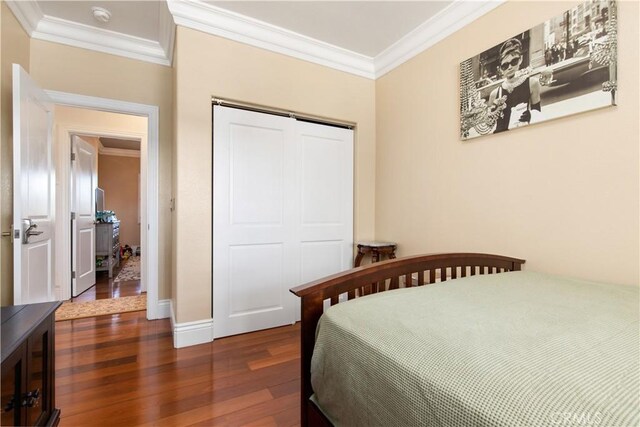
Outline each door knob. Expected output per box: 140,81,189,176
22,219,43,244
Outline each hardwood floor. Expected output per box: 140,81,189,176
55,312,300,426
72,265,142,302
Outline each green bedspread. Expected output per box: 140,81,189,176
311,271,639,427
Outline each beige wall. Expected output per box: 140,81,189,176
0,2,30,305
98,154,141,247
29,40,173,300
375,1,639,286
173,27,377,323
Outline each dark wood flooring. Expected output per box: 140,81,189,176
55,312,300,426
71,264,142,303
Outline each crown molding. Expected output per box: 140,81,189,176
32,15,171,66
374,0,506,78
6,0,173,67
5,0,43,36
167,0,504,80
166,0,375,79
7,0,503,78
159,1,176,64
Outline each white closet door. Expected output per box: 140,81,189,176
213,106,354,338
295,121,353,320
213,106,298,338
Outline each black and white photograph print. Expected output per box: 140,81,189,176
460,0,617,140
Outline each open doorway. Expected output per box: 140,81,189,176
52,104,153,319
71,133,143,304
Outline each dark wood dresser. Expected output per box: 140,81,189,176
1,302,62,426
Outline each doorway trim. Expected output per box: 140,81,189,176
47,90,164,320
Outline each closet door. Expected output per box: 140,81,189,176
213,106,354,338
295,121,353,319
213,106,298,338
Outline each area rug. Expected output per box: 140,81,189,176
55,294,146,321
114,256,141,283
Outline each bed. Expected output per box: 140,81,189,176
290,253,639,427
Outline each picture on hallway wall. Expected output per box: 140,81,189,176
460,0,617,140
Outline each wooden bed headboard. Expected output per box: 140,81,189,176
290,252,525,426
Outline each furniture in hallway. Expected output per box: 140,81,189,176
95,220,120,278
354,241,397,267
1,301,62,426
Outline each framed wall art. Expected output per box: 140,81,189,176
460,0,617,140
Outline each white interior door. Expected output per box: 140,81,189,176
71,135,97,297
213,107,297,338
213,106,354,338
12,64,55,305
295,121,354,320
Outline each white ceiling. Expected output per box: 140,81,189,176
7,0,504,78
207,2,452,58
38,1,161,41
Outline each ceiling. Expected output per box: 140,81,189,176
207,2,452,58
99,137,141,151
7,0,503,78
38,1,161,41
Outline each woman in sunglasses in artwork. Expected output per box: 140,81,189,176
488,38,542,133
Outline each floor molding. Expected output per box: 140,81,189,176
170,300,214,348
157,299,171,319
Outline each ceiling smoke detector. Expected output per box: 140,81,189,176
91,7,112,23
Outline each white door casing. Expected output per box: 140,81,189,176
12,64,55,305
213,106,354,338
71,135,97,297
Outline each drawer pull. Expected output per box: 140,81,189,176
22,388,40,408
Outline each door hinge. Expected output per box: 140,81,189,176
71,212,76,220
71,271,76,279
71,152,76,161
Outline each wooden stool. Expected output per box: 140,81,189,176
354,242,397,267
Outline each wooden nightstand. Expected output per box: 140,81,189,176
354,242,397,267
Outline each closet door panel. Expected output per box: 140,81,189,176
296,122,354,317
213,106,296,339
229,125,284,227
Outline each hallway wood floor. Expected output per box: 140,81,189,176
71,268,142,302
55,312,300,426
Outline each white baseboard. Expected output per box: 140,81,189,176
156,299,171,319
170,300,214,348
